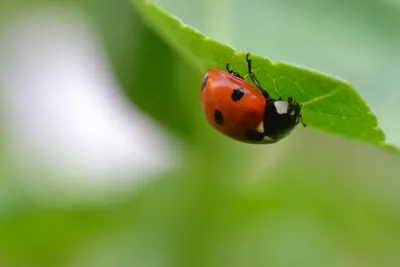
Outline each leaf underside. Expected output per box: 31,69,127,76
130,0,400,155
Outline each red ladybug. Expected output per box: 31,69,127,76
200,53,306,144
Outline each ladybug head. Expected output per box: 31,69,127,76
285,97,305,127
271,97,305,127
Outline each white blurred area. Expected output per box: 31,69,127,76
0,6,182,205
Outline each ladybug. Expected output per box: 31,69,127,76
200,53,306,144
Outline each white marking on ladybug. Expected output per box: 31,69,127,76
256,121,264,133
262,135,276,143
274,100,290,115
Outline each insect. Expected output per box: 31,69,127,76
200,53,306,144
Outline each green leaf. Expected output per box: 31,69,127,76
129,0,400,154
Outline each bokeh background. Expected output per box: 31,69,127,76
1,0,400,266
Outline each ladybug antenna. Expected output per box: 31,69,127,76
300,115,306,127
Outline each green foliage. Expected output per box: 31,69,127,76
1,0,400,266
129,0,400,153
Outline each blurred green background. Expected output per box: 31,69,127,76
1,0,400,266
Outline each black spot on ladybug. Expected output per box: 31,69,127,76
201,73,208,91
214,110,224,126
231,87,245,101
245,130,264,142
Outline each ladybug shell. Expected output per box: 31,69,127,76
200,68,266,143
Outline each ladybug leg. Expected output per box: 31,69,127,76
246,53,269,97
226,63,244,79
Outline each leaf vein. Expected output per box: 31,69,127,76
301,88,341,106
